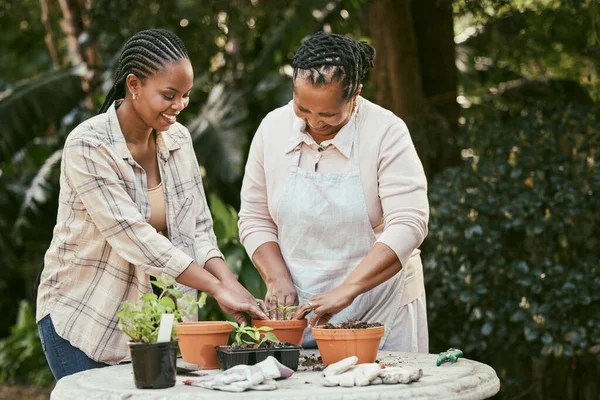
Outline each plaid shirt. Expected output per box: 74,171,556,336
36,102,223,364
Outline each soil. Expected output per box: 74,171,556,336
225,341,297,351
321,320,383,329
298,354,324,372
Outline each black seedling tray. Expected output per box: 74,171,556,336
215,344,302,371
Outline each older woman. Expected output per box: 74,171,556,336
238,31,429,351
37,29,266,380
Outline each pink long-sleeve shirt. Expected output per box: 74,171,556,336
238,97,429,269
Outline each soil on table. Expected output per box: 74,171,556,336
321,320,383,329
225,341,297,351
298,354,324,372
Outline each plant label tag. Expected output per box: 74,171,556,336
157,313,175,343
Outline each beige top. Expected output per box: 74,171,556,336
148,182,167,234
238,97,429,271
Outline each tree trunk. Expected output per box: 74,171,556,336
40,0,60,69
368,0,426,119
367,0,460,179
411,0,461,174
57,0,102,104
58,0,84,66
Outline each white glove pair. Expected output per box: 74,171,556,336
321,356,423,387
183,356,294,392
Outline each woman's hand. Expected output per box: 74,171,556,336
294,284,357,327
213,286,268,324
224,278,269,316
265,278,298,319
203,257,269,318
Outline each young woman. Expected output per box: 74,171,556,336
238,31,429,351
37,29,266,380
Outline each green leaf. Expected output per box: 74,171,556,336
151,280,166,290
541,333,553,345
140,293,158,302
198,292,207,309
157,274,176,287
189,84,248,184
524,326,539,342
166,288,183,299
481,322,493,336
262,332,279,343
159,297,176,310
0,68,86,162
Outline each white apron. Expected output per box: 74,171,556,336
277,109,426,351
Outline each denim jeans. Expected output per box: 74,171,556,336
38,314,108,381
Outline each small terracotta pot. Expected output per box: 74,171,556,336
311,325,385,366
176,321,231,369
251,319,308,346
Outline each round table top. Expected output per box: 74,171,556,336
51,350,500,400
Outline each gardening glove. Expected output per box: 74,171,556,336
320,356,423,387
183,356,294,392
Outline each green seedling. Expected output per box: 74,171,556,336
227,321,280,347
117,274,207,343
266,304,298,320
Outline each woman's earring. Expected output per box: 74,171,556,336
132,93,137,100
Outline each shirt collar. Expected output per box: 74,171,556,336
106,100,183,162
285,98,360,159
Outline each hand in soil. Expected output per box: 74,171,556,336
265,278,298,319
294,285,355,326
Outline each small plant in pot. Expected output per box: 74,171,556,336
311,321,385,366
251,304,308,346
117,274,205,389
215,322,303,371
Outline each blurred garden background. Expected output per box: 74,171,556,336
0,0,598,399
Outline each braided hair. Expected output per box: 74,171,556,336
292,31,375,101
98,29,189,113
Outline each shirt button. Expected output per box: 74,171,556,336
318,146,325,152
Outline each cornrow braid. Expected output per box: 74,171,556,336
98,29,189,113
292,31,375,101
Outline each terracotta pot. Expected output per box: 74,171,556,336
176,321,231,369
311,325,385,365
251,319,308,346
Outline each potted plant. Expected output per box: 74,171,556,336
176,299,233,370
117,274,203,389
215,322,302,370
251,304,308,346
311,321,385,366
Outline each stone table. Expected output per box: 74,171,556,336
51,350,500,400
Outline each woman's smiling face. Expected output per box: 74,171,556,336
131,58,194,132
292,75,358,143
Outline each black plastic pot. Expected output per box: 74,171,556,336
215,344,302,371
129,340,178,389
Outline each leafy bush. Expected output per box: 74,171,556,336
0,301,53,386
423,103,600,397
